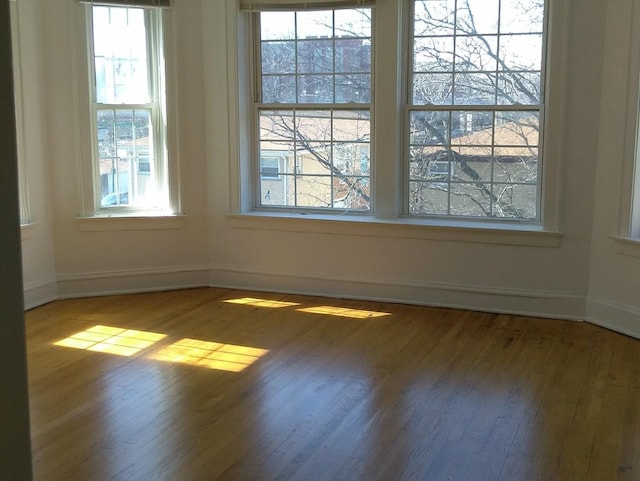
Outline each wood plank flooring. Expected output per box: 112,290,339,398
25,288,640,481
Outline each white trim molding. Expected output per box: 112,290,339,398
587,296,640,340
23,278,58,310
209,263,585,320
57,265,209,298
228,213,563,247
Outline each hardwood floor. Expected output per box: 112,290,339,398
25,288,640,481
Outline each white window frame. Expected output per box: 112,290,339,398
228,0,566,242
76,1,179,219
405,0,548,222
629,1,640,240
249,5,374,214
614,0,640,243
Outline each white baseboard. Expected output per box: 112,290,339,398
23,278,58,310
56,265,210,299
27,264,640,339
586,297,640,339
209,264,586,320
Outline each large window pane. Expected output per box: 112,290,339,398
258,109,370,210
92,6,149,104
257,8,372,213
97,108,153,208
409,0,545,220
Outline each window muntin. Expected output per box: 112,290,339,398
256,8,372,212
408,0,545,220
89,5,167,212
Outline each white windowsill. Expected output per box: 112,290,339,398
228,212,563,247
76,214,186,232
611,235,640,258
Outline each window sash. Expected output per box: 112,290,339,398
406,0,547,221
87,5,168,212
240,0,374,13
253,6,373,212
80,0,171,8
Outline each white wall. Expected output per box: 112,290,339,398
205,0,605,320
18,0,640,338
36,0,210,299
13,0,57,309
587,0,640,338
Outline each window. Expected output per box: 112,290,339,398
239,0,552,226
254,7,372,212
85,2,171,214
408,0,546,219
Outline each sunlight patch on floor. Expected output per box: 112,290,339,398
150,338,269,372
297,306,391,319
223,297,300,308
54,325,167,357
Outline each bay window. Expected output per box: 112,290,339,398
239,0,552,227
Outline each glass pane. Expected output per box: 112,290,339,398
414,0,456,36
452,147,492,182
453,72,496,105
499,34,543,71
492,183,537,218
295,111,332,141
297,10,333,39
260,111,296,142
497,71,541,105
456,0,499,34
335,9,371,38
297,39,333,74
333,143,368,175
97,110,115,158
455,35,498,72
450,183,492,216
260,142,294,173
260,173,294,206
493,149,538,183
262,75,296,104
261,41,296,74
501,0,545,34
495,112,539,146
298,75,333,103
261,11,295,40
296,175,332,207
409,111,450,145
410,146,453,181
297,142,332,174
450,110,494,143
336,39,371,73
413,73,453,105
413,37,454,73
409,181,450,215
92,6,149,104
333,111,370,142
335,74,371,103
334,177,370,210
